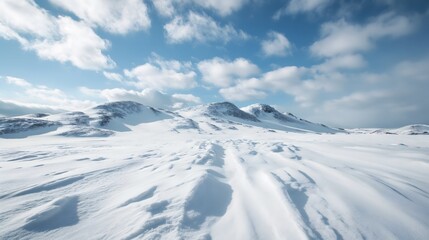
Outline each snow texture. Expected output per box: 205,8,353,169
0,101,428,239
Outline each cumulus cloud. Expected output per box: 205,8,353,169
0,99,64,117
103,71,124,82
124,56,197,90
317,90,422,128
30,16,115,70
194,0,249,16
197,57,260,87
152,0,249,17
393,58,429,81
219,78,267,101
0,0,114,71
80,87,200,109
1,76,95,113
164,11,249,43
310,12,415,57
216,57,428,128
303,57,429,128
260,66,335,106
49,0,150,34
261,31,291,57
274,0,332,19
0,0,54,39
313,54,366,73
215,63,344,106
172,94,202,104
3,76,32,88
152,0,177,17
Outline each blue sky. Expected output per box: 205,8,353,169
0,0,428,128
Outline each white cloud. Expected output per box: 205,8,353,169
393,58,429,81
260,66,331,106
164,11,249,43
152,0,249,17
219,78,267,101
80,87,200,109
313,54,366,73
2,76,95,112
0,99,64,117
27,87,95,110
274,0,332,18
288,0,332,14
261,31,291,57
195,0,249,16
152,0,177,17
0,0,114,71
305,57,429,128
30,16,115,71
103,71,124,82
172,94,201,104
197,57,260,87
3,76,32,87
218,56,429,128
0,0,55,38
124,56,197,90
316,89,423,128
216,64,343,106
49,0,150,34
310,12,415,57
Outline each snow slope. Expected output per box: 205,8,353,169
178,102,340,134
0,101,175,138
241,104,340,133
349,124,429,135
0,101,428,239
382,124,429,135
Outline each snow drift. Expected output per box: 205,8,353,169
0,101,428,239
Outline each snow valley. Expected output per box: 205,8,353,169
0,101,428,239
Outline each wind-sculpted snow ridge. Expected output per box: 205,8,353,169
0,121,428,239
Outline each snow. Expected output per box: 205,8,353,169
0,101,428,239
349,124,429,135
389,124,429,135
241,103,340,133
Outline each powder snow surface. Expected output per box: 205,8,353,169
0,107,428,239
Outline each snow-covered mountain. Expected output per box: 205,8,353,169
349,124,429,135
178,102,260,122
178,102,343,134
1,100,428,239
0,101,337,138
1,101,427,138
241,103,339,133
390,124,429,135
0,101,176,137
0,117,60,137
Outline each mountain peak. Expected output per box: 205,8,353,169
242,103,292,122
206,102,260,122
243,103,278,115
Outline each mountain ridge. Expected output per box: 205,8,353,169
0,100,426,138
